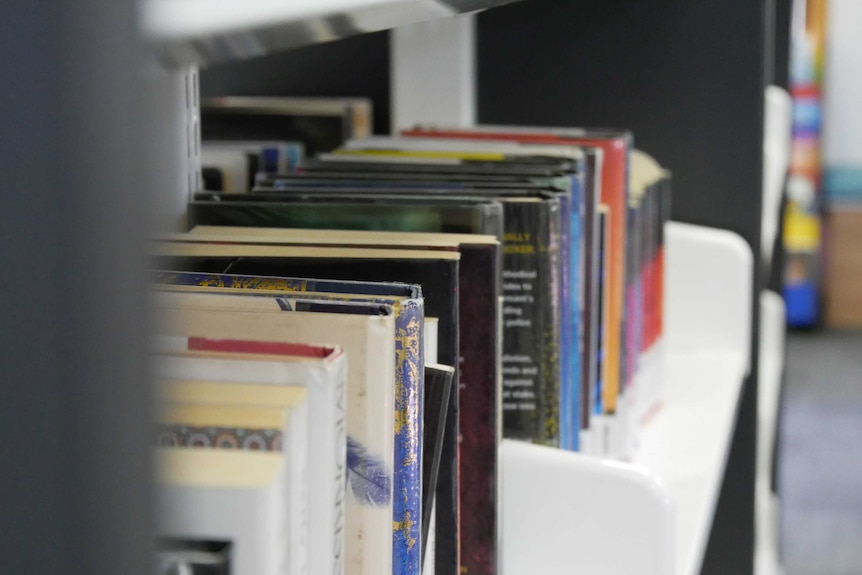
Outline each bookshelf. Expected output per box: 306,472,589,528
0,1,776,575
142,0,522,68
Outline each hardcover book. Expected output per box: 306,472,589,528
189,194,503,240
155,448,288,575
421,363,454,568
155,336,346,575
155,397,309,575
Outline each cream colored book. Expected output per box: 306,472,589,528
154,340,345,575
156,448,288,575
156,399,308,575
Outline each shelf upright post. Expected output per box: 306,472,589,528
391,13,477,131
147,64,201,232
0,0,154,573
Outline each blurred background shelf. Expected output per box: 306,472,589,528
142,0,523,68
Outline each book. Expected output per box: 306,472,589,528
202,141,305,192
155,448,288,575
579,148,604,449
155,397,309,575
201,96,372,156
189,193,504,240
401,126,632,419
155,340,346,575
421,363,454,569
593,206,611,455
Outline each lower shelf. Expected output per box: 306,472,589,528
634,350,748,575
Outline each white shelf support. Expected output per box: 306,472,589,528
501,440,675,575
391,13,476,131
147,64,201,232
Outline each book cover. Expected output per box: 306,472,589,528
155,326,346,575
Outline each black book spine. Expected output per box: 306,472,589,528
581,153,601,434
501,199,562,446
421,365,454,566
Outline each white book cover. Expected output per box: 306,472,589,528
155,344,347,575
156,448,288,575
154,290,396,575
155,396,309,575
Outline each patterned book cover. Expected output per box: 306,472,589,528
184,199,504,575
154,273,423,575
157,424,282,450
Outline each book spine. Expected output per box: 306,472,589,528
558,191,573,451
501,199,562,446
581,156,601,438
568,175,584,451
457,245,501,575
393,300,424,575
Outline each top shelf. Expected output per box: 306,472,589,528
141,0,523,69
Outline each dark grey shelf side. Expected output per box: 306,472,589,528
0,1,153,574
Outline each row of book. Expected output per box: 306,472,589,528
151,106,672,575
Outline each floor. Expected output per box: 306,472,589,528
779,330,862,575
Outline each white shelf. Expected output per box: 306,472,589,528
141,0,523,68
634,350,748,575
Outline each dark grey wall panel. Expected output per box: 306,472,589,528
476,0,765,255
201,31,392,135
476,2,768,574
